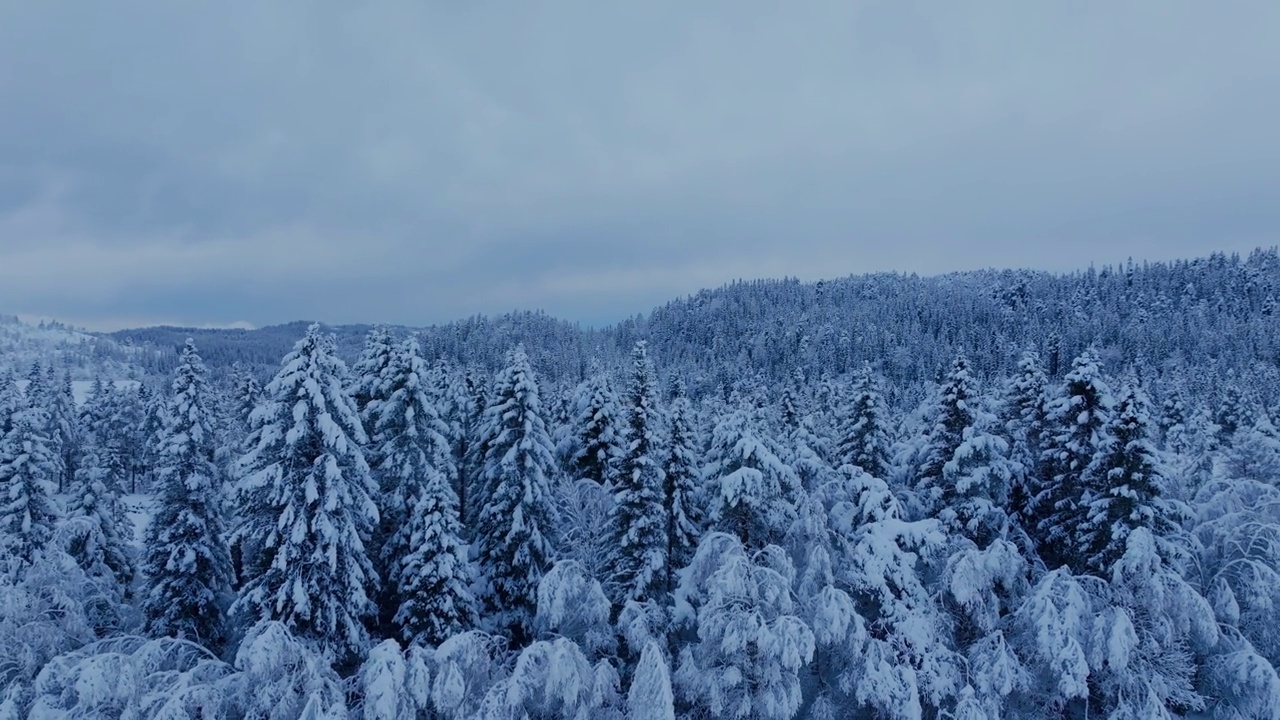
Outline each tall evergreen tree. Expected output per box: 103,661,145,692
917,357,1014,547
141,339,233,647
0,404,61,556
1078,386,1175,573
562,371,625,487
917,357,980,502
474,346,559,645
350,325,396,418
1032,347,1114,571
232,325,380,661
835,365,892,479
662,387,702,595
0,368,22,436
69,433,136,594
365,337,474,645
47,368,79,492
1000,350,1049,532
609,341,667,605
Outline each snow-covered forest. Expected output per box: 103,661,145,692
3,250,1280,718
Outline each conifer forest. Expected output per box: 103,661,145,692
4,250,1280,718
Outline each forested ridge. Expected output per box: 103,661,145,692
1,249,1280,718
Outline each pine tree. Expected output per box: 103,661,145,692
917,357,1017,547
365,337,474,645
47,369,79,493
0,368,22,436
474,346,559,645
350,325,396,418
835,365,892,478
562,371,625,487
917,357,980,501
68,434,136,594
0,404,61,556
366,338,453,577
141,339,234,648
662,389,701,596
609,341,667,605
1078,386,1174,573
1033,347,1114,571
1000,351,1049,533
232,325,380,661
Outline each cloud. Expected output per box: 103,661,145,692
1,1,1278,329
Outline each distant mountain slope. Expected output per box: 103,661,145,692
0,315,145,380
92,247,1280,406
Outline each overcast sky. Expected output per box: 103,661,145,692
1,2,1278,330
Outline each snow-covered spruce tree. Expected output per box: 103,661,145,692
230,365,262,442
0,404,61,557
917,356,1015,548
702,403,798,550
140,339,233,648
231,324,380,662
561,370,625,487
916,356,980,503
372,338,476,647
1000,350,1049,533
67,433,135,596
835,365,892,479
46,369,79,493
1033,346,1114,571
661,387,702,596
474,346,559,646
1077,385,1178,574
392,462,477,648
0,368,22,436
350,325,397,419
1219,414,1280,486
609,341,667,606
455,368,488,529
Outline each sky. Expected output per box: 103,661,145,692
1,1,1279,331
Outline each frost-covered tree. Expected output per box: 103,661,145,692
627,640,675,720
535,559,614,659
392,456,476,645
1093,528,1218,718
350,325,396,419
46,369,78,493
674,533,814,720
1000,350,1049,531
232,325,380,661
474,346,559,645
0,368,23,436
1078,385,1177,574
662,389,702,595
609,341,667,605
0,405,61,556
140,339,233,648
67,436,135,596
1033,347,1114,570
364,337,471,644
917,357,1015,547
830,468,958,716
561,371,625,487
835,365,892,479
702,405,798,549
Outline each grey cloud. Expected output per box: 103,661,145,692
1,1,1278,329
